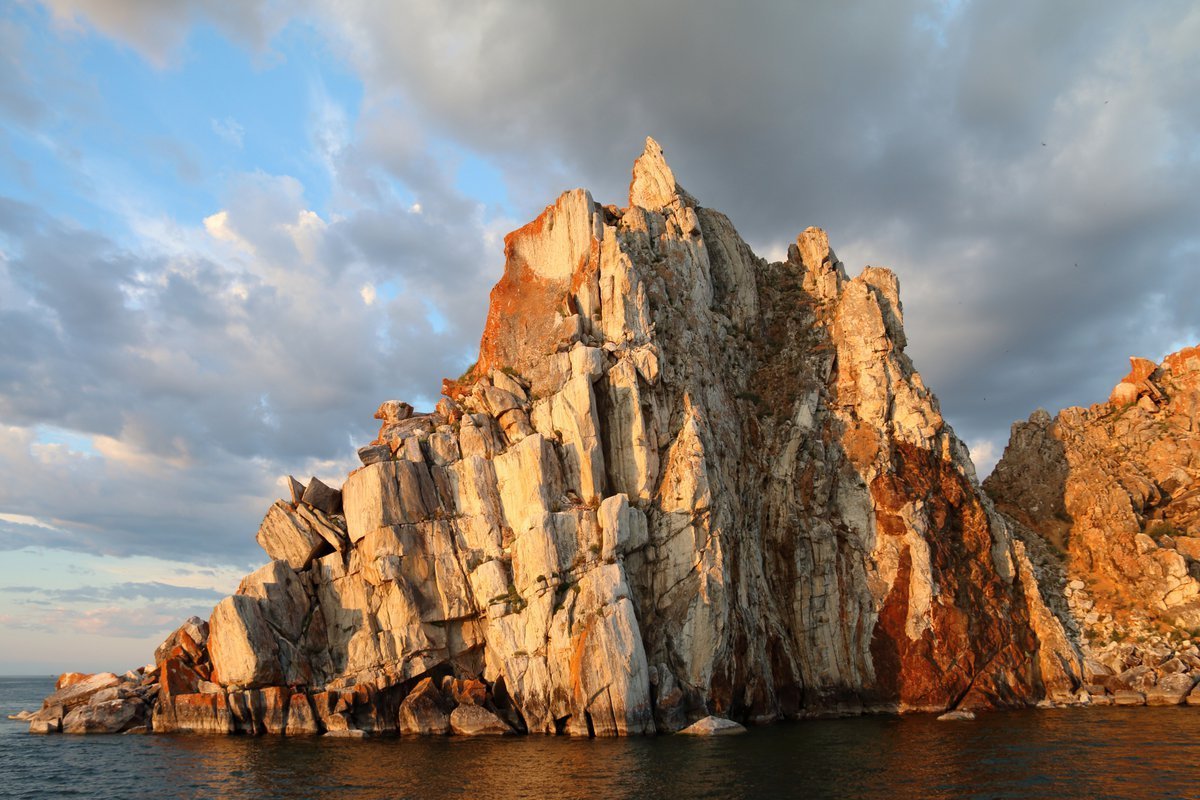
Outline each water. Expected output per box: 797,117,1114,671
3,675,1200,799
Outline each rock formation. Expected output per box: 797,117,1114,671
31,137,1084,737
987,347,1200,705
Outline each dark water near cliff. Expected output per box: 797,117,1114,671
4,676,1200,800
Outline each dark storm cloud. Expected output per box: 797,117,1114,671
309,0,1200,466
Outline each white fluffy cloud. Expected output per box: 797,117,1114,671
0,99,497,564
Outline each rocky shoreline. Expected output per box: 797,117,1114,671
17,630,1200,736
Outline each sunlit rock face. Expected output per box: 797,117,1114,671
35,138,1083,737
987,348,1200,677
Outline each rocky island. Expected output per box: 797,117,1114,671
22,138,1197,737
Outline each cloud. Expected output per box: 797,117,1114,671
0,62,498,568
0,580,225,604
0,174,491,562
210,116,244,148
293,0,1200,456
39,0,285,67
0,603,205,639
6,0,1198,561
966,439,999,480
0,19,47,126
0,512,63,531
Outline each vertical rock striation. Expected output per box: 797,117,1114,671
34,138,1082,737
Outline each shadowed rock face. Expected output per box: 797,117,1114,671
34,138,1082,738
987,348,1200,679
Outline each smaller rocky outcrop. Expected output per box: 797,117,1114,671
28,668,159,735
987,346,1200,705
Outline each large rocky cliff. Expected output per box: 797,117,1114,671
26,139,1083,737
986,347,1200,704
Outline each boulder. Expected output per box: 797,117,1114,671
1113,690,1147,706
398,677,451,735
324,729,369,738
936,710,977,722
159,658,202,697
1110,381,1139,406
446,677,487,707
62,698,145,734
27,704,64,734
678,715,748,734
55,672,91,690
39,672,120,711
450,704,512,736
207,594,282,687
1116,665,1157,693
154,617,209,664
1146,673,1195,706
302,476,342,515
28,719,60,734
260,686,291,734
375,400,414,425
255,500,330,569
357,444,392,466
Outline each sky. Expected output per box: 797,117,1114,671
0,1,1197,674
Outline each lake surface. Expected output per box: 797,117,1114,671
3,675,1200,799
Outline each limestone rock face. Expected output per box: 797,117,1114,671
37,137,1082,737
987,347,1200,689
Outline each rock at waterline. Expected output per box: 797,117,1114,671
450,705,513,736
398,677,451,736
678,716,747,735
937,710,976,722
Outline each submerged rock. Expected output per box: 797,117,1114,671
678,716,747,735
937,710,976,722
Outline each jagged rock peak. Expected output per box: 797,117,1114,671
629,136,696,211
